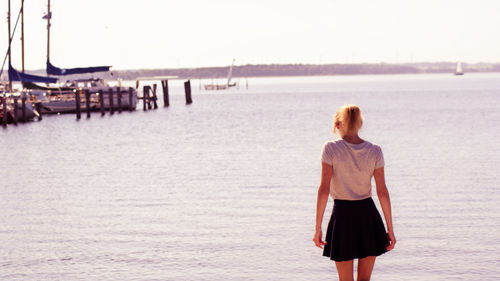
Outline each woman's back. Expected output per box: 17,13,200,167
321,139,384,200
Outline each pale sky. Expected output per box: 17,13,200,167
1,0,500,70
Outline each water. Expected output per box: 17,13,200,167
1,73,499,280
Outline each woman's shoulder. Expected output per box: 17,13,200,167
321,140,344,156
323,139,345,149
361,140,383,152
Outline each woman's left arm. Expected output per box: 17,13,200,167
313,162,333,249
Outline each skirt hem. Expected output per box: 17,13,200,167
323,249,388,262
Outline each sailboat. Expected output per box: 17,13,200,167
22,0,138,114
0,0,46,123
454,62,464,75
204,59,237,90
42,0,110,78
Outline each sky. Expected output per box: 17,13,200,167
1,0,500,70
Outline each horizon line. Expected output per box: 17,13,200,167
18,61,500,72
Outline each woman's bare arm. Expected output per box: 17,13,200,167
373,167,396,250
313,162,333,249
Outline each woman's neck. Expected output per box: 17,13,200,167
342,134,363,144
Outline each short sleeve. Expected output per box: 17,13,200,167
320,142,334,165
375,146,385,169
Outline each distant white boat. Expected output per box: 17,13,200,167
454,62,464,75
204,59,237,90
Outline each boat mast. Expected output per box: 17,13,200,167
21,0,24,72
7,0,12,90
46,0,51,64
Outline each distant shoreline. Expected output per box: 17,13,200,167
9,62,500,81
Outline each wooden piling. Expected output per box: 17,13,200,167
2,94,8,126
35,102,42,121
184,80,192,104
117,86,122,113
161,79,169,107
75,89,81,119
147,87,152,110
21,94,27,122
128,87,134,111
85,89,91,118
108,88,114,115
152,84,158,109
143,85,148,111
13,96,18,124
99,90,105,116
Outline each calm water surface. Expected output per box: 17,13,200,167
1,74,499,280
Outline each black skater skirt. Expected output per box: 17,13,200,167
323,197,388,262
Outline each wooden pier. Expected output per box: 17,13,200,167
2,77,195,126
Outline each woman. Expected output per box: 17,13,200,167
313,104,396,281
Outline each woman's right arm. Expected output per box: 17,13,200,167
313,162,333,249
373,167,396,251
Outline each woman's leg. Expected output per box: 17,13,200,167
357,256,376,281
335,260,354,281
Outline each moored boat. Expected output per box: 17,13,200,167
25,79,138,114
0,90,39,123
204,59,237,90
22,0,139,114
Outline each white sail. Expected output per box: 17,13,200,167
226,59,235,86
456,62,463,74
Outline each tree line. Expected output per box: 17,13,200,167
19,62,500,81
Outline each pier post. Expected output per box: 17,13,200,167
117,86,122,113
2,94,7,126
152,84,158,109
35,102,43,121
85,89,91,118
99,90,105,116
184,80,192,104
128,87,134,111
143,85,148,111
161,79,169,107
147,86,152,109
108,88,114,115
13,96,18,124
75,89,81,120
21,94,27,122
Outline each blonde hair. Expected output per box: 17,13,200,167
333,104,363,136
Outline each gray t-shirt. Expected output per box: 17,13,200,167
321,139,384,200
